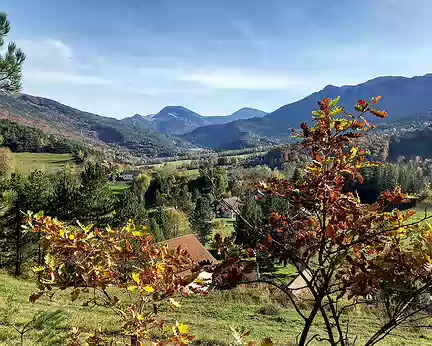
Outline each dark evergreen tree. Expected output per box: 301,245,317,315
234,194,263,247
291,167,302,184
0,170,54,275
49,166,80,221
190,194,213,244
77,161,113,225
113,189,147,227
0,12,26,92
154,206,171,240
149,217,164,242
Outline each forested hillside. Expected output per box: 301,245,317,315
0,93,195,159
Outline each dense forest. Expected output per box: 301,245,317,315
0,119,86,154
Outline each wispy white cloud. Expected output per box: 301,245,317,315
177,69,314,90
45,39,73,60
19,38,115,87
18,38,74,63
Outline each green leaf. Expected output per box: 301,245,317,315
330,96,340,107
132,272,140,285
127,285,138,292
32,266,45,272
330,107,343,116
312,110,324,117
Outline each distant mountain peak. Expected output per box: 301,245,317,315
122,105,267,135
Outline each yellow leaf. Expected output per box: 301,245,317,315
132,272,140,285
143,285,155,294
178,323,189,335
132,231,143,237
59,229,65,237
69,234,75,240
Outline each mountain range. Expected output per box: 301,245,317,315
182,74,432,150
1,73,432,157
122,107,267,135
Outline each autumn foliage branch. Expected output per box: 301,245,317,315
215,96,432,346
26,215,196,345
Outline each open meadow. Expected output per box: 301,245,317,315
13,153,74,175
0,273,430,345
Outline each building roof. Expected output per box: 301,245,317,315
218,196,242,213
122,170,140,175
165,234,217,265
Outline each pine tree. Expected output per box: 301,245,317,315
0,170,54,275
190,194,213,244
77,162,113,225
291,167,302,183
234,194,263,246
155,206,171,240
113,189,147,227
49,165,80,221
0,12,26,92
149,217,164,242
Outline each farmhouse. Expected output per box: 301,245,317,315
165,234,217,292
120,170,140,181
216,196,242,218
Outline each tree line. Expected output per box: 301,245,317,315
0,119,87,156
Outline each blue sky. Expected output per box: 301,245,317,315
2,0,432,118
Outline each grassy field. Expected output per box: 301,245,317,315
0,273,430,345
109,181,132,195
13,153,74,175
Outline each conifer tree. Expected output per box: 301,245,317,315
113,189,147,227
0,12,25,92
149,217,164,242
190,194,213,244
291,166,302,183
49,166,80,221
77,162,113,225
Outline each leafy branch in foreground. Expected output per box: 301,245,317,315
215,96,432,345
26,215,198,345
